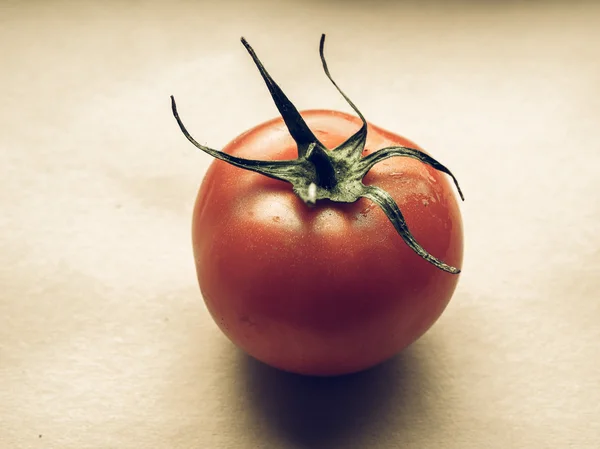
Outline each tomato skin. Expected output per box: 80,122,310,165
192,110,463,376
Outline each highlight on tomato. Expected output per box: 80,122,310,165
171,35,465,376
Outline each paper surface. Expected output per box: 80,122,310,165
1,1,599,447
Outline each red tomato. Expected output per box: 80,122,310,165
191,110,463,376
173,35,464,376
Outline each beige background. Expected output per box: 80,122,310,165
1,1,599,447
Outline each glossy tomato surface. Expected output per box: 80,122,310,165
192,110,463,376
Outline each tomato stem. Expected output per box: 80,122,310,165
171,35,465,274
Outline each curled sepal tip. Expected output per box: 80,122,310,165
359,145,465,201
170,95,304,183
361,186,461,274
319,34,367,161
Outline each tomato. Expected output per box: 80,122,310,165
172,35,464,376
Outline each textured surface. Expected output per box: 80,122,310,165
1,1,599,448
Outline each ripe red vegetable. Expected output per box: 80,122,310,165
171,35,464,376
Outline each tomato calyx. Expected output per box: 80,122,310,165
170,35,465,274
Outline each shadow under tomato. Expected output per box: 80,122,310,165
239,344,436,448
